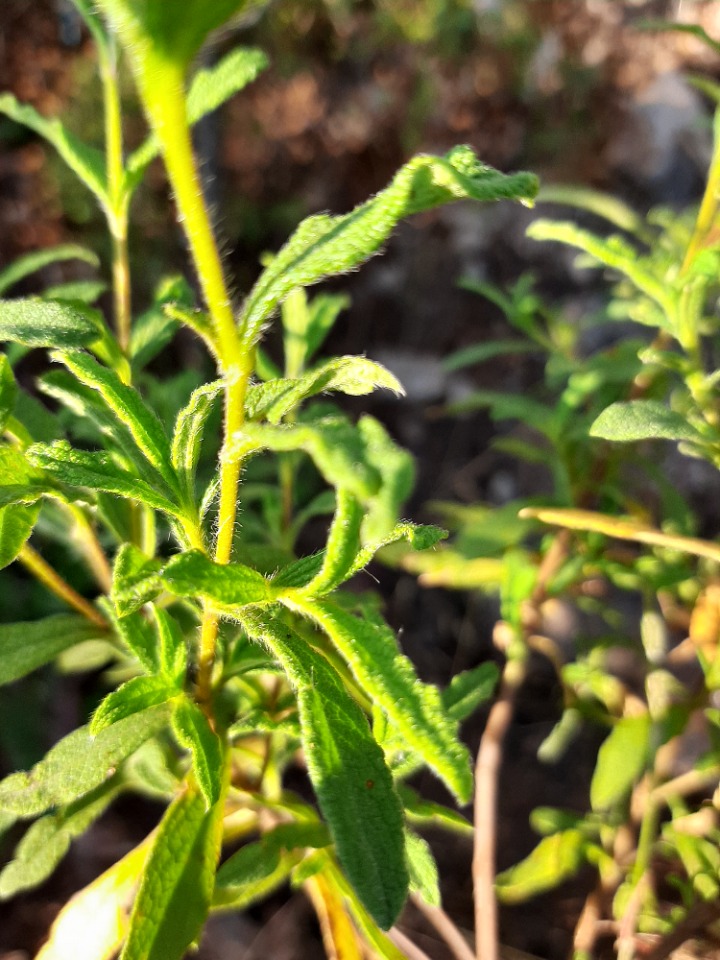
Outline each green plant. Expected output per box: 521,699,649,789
0,2,536,958
398,105,720,957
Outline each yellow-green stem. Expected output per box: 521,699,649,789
682,110,720,275
64,503,113,593
19,544,108,630
144,63,253,708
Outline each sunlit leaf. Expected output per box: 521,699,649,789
0,244,99,297
0,502,40,569
495,830,587,903
112,543,164,618
590,713,652,812
91,676,179,734
0,298,103,349
590,400,703,443
171,379,223,506
405,831,440,907
171,698,224,808
162,550,272,608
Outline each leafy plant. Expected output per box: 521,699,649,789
396,103,720,956
0,2,536,957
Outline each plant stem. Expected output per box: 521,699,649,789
64,502,113,593
410,894,475,960
144,65,252,708
19,544,108,629
682,110,720,275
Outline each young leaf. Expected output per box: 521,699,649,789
54,351,179,491
162,550,272,608
213,841,287,910
91,676,179,735
589,400,703,443
0,244,99,297
495,830,587,903
171,698,224,808
590,714,652,812
0,94,108,204
0,614,105,687
301,488,364,596
0,703,172,818
43,279,107,303
0,299,103,348
243,611,409,930
112,543,164,617
120,785,224,960
282,290,350,374
153,607,187,684
109,607,160,674
126,47,268,186
171,379,223,505
240,146,537,345
27,441,183,517
0,781,119,898
443,661,500,721
0,502,40,569
287,597,473,803
356,415,415,543
404,831,441,907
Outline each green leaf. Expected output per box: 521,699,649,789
0,502,40,569
171,380,223,506
590,714,652,812
0,781,119,899
356,416,415,543
109,607,160,674
120,785,223,960
243,611,409,929
0,93,108,203
128,275,193,370
0,298,103,348
246,357,404,423
0,614,105,686
54,351,179,491
405,831,440,907
241,147,538,345
443,339,539,372
162,550,272,608
154,608,187,684
91,676,179,734
589,400,703,443
495,830,587,904
282,289,350,374
0,354,17,431
112,543,164,617
287,598,473,804
27,441,183,517
0,244,99,297
171,698,224,808
443,661,500,721
0,703,172,817
300,488,364,596
126,47,268,186
397,785,473,835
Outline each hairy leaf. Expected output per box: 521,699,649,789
495,830,587,903
241,147,537,344
112,543,164,617
153,608,187,684
109,607,159,674
91,676,179,734
282,290,350,374
0,94,107,203
590,714,652,812
287,598,472,803
171,698,224,808
405,831,440,907
0,703,172,817
0,244,99,297
590,400,703,443
171,379,223,505
243,611,409,929
0,354,17,431
162,550,272,607
0,614,105,686
0,502,40,569
121,785,223,960
0,299,103,348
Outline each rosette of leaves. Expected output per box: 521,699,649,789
0,1,535,957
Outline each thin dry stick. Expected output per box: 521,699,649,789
573,883,604,958
389,926,434,960
410,893,475,960
643,900,720,960
473,533,570,960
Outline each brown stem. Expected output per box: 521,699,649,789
410,894,475,960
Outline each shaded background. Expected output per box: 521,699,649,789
1,1,720,957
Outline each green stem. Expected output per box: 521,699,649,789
682,108,720,275
19,544,108,629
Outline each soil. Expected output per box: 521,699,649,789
1,1,720,958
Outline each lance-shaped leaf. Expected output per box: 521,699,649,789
227,415,380,503
27,441,183,517
44,279,107,303
240,146,537,344
0,298,103,349
108,607,160,675
154,607,187,684
0,94,108,204
0,781,119,899
162,550,273,608
495,830,587,904
0,703,172,818
356,415,415,543
590,399,703,443
171,379,223,505
171,698,224,808
112,543,164,618
0,244,99,297
285,597,472,803
91,676,180,735
0,502,40,569
243,611,409,929
300,488,364,596
405,831,440,907
0,354,17,431
245,356,404,424
282,289,350,374
120,785,224,960
54,351,179,492
126,46,268,186
590,714,652,812
0,614,106,687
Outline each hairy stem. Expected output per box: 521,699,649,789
19,544,108,629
